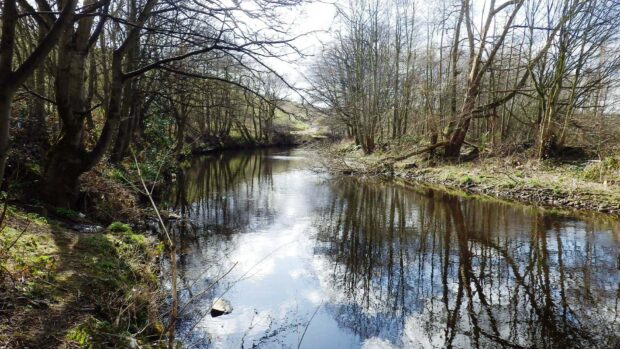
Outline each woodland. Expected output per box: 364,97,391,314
0,0,619,208
1,0,620,347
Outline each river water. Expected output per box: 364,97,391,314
166,148,619,349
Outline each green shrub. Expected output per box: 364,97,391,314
107,221,132,233
105,167,127,184
53,207,80,219
603,156,619,170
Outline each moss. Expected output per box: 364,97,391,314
65,317,124,349
79,234,115,254
66,323,94,347
1,209,165,347
25,162,43,176
107,221,132,233
5,207,49,226
77,231,158,289
459,175,474,186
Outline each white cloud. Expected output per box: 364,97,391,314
361,337,397,349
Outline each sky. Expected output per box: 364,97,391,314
260,0,521,101
264,1,338,92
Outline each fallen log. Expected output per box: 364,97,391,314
383,142,448,163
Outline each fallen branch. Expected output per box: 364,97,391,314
384,142,448,163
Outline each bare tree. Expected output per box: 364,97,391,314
0,0,78,188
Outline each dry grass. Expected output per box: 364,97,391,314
79,164,144,224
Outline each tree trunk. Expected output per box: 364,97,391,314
110,85,136,163
0,90,15,188
0,0,77,188
43,133,85,207
0,0,18,189
445,91,476,157
175,118,186,155
30,65,49,149
44,17,92,205
43,0,148,207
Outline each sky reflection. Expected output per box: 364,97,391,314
169,149,619,349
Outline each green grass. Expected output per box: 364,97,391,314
0,210,166,348
53,207,80,219
273,109,309,131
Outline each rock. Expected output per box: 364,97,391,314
211,298,233,317
163,211,182,220
168,213,182,220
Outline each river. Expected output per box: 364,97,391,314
165,148,619,349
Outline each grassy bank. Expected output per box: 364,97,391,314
0,207,166,348
326,141,620,216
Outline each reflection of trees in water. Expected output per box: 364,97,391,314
169,150,277,282
168,149,299,341
316,178,620,348
172,149,282,234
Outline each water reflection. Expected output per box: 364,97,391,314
315,179,619,348
170,149,619,349
170,149,288,234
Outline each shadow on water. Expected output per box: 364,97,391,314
166,149,619,349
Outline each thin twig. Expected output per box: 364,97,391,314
181,240,297,341
297,302,323,349
176,262,238,317
1,222,31,257
131,148,177,349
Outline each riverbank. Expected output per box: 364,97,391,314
324,142,620,216
0,206,166,348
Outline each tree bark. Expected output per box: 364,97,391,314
43,129,86,206
0,0,77,188
0,91,15,189
44,0,156,206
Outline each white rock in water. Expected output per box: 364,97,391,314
211,298,233,317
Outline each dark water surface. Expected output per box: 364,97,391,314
168,148,619,349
